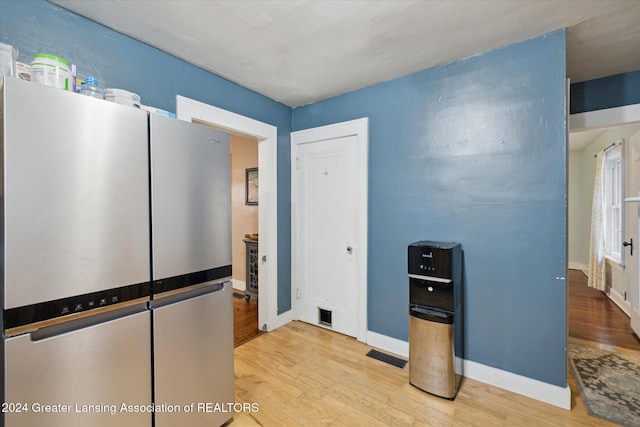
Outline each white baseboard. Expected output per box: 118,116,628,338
366,330,571,410
463,359,571,410
608,288,631,316
232,279,246,292
568,262,588,275
367,330,409,358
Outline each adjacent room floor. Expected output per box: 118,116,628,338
233,290,263,347
227,269,639,426
568,269,640,355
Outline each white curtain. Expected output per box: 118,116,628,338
588,151,606,290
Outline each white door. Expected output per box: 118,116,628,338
626,130,640,335
291,119,368,341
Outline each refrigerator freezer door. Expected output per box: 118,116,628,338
3,306,152,427
153,282,234,427
2,78,150,309
150,114,231,282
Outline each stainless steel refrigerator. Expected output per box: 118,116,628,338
2,77,235,427
149,114,234,427
1,77,152,426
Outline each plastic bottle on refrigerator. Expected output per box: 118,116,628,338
79,77,104,99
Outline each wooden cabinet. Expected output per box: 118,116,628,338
243,239,258,301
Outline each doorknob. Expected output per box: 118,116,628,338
623,238,633,256
347,246,353,254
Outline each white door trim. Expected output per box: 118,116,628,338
570,103,640,131
625,130,640,336
176,96,289,331
291,118,368,342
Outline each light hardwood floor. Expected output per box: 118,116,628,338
229,321,621,426
228,270,640,426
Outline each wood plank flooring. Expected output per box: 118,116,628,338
229,321,620,426
226,270,639,426
568,269,640,351
233,290,263,347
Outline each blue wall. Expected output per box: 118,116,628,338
293,30,568,386
3,1,572,387
0,0,293,312
570,71,640,114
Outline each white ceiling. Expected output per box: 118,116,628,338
569,128,605,151
50,0,640,152
51,0,640,109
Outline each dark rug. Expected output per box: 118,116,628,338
568,343,640,426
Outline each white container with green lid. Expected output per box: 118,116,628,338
31,53,71,91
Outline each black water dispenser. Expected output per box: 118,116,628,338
408,240,462,399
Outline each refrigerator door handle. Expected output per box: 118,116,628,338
150,280,228,309
29,302,148,342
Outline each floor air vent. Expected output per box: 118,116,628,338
366,349,407,369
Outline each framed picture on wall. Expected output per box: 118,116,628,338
246,167,258,205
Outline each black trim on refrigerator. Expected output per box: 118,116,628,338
152,265,232,295
29,302,149,342
3,281,151,330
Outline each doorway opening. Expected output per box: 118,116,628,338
229,133,261,345
568,104,640,355
176,96,288,337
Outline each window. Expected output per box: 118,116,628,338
603,143,623,263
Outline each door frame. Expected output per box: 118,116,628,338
176,96,284,331
291,118,369,342
625,131,640,335
570,103,640,332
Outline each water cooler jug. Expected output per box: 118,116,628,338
408,241,462,399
